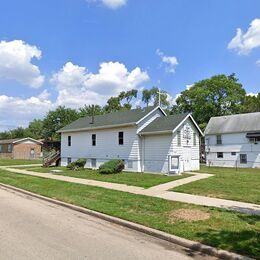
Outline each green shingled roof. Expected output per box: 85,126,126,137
58,106,156,133
139,113,189,134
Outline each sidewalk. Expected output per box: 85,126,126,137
146,172,213,191
1,165,260,215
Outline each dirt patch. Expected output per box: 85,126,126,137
168,209,210,223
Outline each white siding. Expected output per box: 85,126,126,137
206,132,260,168
142,118,200,174
137,109,165,133
143,134,172,173
172,118,200,172
60,107,165,173
60,110,201,174
61,125,142,172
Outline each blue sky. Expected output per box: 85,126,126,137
0,0,260,130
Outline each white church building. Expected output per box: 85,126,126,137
58,106,203,174
205,112,260,168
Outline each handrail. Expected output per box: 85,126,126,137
45,151,56,159
43,151,60,166
44,151,60,161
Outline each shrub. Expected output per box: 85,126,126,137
98,159,124,174
67,158,87,171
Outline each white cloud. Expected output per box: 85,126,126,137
256,60,260,66
0,40,44,88
169,84,194,106
246,92,258,97
102,0,127,9
51,61,149,108
0,90,52,131
0,60,149,130
186,84,194,90
86,0,127,9
166,93,177,106
156,49,178,73
228,18,260,55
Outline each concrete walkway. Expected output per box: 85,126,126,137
146,191,260,215
1,165,260,215
1,166,145,194
147,172,213,191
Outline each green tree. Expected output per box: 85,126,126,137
242,93,260,113
104,89,138,113
0,131,12,139
42,106,79,140
9,127,28,139
151,87,170,108
120,89,138,104
79,105,103,117
27,119,44,139
174,74,246,129
142,89,152,107
103,96,122,113
142,87,170,108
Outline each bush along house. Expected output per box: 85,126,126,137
57,106,203,174
0,137,43,160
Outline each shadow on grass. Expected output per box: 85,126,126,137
237,213,260,225
226,205,260,216
196,229,260,258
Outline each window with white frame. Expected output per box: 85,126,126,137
92,134,96,146
240,154,247,164
216,135,222,145
249,137,260,143
68,136,71,146
118,132,124,145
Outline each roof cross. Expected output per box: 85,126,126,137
157,88,163,107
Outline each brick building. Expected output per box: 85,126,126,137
0,137,43,160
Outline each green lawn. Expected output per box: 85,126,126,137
0,159,42,166
22,166,190,188
172,165,260,204
0,169,259,258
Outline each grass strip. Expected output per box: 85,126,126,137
0,169,259,258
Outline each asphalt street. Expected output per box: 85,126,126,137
0,187,215,260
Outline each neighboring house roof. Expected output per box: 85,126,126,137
0,138,21,144
139,113,203,136
0,137,43,145
204,112,260,135
57,106,164,133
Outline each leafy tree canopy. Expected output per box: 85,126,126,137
142,87,170,108
174,74,246,129
79,105,103,117
242,93,260,113
42,106,79,141
2,78,258,140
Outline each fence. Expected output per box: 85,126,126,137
206,159,260,170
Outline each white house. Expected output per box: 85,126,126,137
205,112,260,168
58,106,203,174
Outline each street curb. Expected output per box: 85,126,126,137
0,183,252,260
